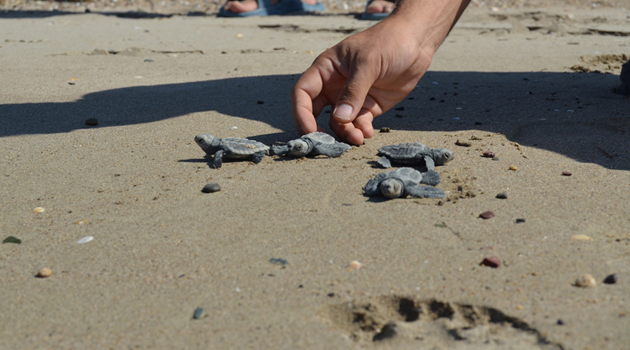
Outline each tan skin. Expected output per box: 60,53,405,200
291,0,472,145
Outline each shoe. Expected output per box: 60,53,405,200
218,0,325,17
614,57,630,95
360,0,392,20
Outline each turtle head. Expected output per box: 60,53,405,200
433,148,455,165
288,139,310,157
194,134,220,154
379,178,405,199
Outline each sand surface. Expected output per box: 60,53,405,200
1,2,629,349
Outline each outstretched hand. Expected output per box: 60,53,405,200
291,18,434,145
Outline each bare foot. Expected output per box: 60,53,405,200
365,0,394,14
223,0,317,13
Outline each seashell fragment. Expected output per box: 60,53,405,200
349,260,362,270
77,236,94,244
33,207,45,213
575,273,597,288
571,234,592,241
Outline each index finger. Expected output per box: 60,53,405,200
291,66,324,135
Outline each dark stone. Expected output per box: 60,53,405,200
327,292,335,297
394,107,405,111
562,171,572,176
257,100,264,104
482,151,495,158
481,256,501,268
85,118,98,126
201,183,221,193
496,192,508,199
479,211,495,219
143,59,154,62
373,323,397,341
603,273,618,284
515,218,526,223
475,122,483,125
379,127,390,133
192,307,203,320
556,319,564,325
429,97,436,101
269,257,289,266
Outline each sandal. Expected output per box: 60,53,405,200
218,0,326,17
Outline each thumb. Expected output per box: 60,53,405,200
333,68,375,124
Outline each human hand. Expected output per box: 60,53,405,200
291,18,434,145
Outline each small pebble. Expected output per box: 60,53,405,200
33,207,45,213
575,273,597,288
492,157,499,161
269,257,289,266
509,165,518,171
455,140,472,147
481,256,501,268
3,236,22,244
201,183,221,193
143,59,154,62
479,211,495,219
515,218,526,223
192,307,204,319
394,107,404,111
482,151,495,158
603,273,618,284
557,319,564,325
37,268,52,278
496,192,508,199
379,127,390,133
85,118,99,126
229,126,238,130
562,171,572,176
373,323,397,341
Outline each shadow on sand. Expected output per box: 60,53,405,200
1,70,628,170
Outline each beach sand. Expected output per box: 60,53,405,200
1,1,629,349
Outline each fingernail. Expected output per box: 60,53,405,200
333,104,353,122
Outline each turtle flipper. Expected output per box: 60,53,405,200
377,156,392,168
313,142,351,157
405,185,445,199
252,151,265,164
213,149,224,169
270,144,290,156
419,170,441,186
363,178,382,196
423,155,436,171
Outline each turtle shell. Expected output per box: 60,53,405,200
378,143,431,160
221,138,269,155
378,167,423,186
302,132,336,145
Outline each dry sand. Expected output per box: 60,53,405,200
1,1,629,349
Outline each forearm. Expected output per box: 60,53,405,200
386,0,471,56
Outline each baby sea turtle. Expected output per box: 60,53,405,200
363,168,445,199
270,132,351,158
194,134,269,169
376,142,454,185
